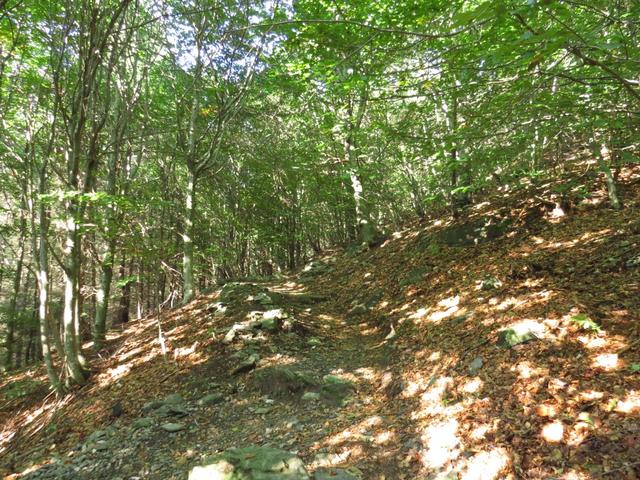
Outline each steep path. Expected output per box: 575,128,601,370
2,163,640,480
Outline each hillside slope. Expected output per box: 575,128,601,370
1,163,640,480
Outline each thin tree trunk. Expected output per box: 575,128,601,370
3,213,26,370
182,170,196,304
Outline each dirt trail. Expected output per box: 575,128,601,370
5,279,415,480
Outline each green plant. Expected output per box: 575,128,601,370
570,313,601,333
630,363,640,373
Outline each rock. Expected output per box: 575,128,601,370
468,356,483,374
251,366,317,398
206,302,227,316
161,422,186,433
163,393,184,405
219,282,269,304
132,417,154,429
349,304,368,316
251,292,274,306
301,260,335,277
223,321,258,344
436,216,511,247
302,391,320,402
320,375,355,406
230,353,260,376
479,276,502,290
158,403,189,417
498,321,544,348
626,254,640,269
87,429,108,443
111,401,124,418
400,267,430,287
189,446,310,480
198,392,225,406
142,400,164,413
260,309,287,331
345,243,368,257
314,467,362,479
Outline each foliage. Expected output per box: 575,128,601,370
570,314,602,333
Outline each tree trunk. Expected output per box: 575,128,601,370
62,201,87,386
3,213,26,371
599,143,621,210
182,170,196,304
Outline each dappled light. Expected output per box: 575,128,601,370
541,421,565,443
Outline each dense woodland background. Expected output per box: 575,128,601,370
0,0,638,392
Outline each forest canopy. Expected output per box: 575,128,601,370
0,0,638,390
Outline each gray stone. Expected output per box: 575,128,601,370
198,392,225,406
163,393,184,405
320,375,355,406
400,267,430,286
219,282,269,304
251,366,317,398
230,353,260,376
468,356,483,374
87,429,107,442
132,418,154,429
160,423,186,433
479,276,502,290
157,403,189,417
498,328,538,348
224,321,258,344
314,467,361,480
349,304,368,316
142,400,164,413
626,254,640,269
189,446,310,480
301,260,335,277
260,309,286,331
302,391,320,402
436,216,511,247
250,292,274,306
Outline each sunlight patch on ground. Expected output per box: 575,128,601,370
429,305,460,322
419,419,460,469
559,470,590,480
536,403,558,418
513,361,549,380
567,413,593,446
462,378,483,394
577,335,607,349
469,424,493,441
354,367,376,381
106,363,131,381
592,353,619,371
541,421,564,443
374,430,395,445
614,390,640,414
461,448,510,480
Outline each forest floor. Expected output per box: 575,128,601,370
1,161,640,480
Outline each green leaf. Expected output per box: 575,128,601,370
631,364,640,373
570,313,601,333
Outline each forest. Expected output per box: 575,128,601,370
0,0,639,479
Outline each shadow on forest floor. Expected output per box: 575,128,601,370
1,163,639,479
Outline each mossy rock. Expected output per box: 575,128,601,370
219,283,269,304
400,267,430,286
436,217,512,247
189,446,310,479
251,366,318,398
497,324,541,348
320,375,355,406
